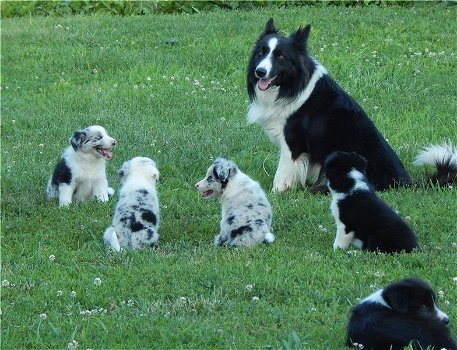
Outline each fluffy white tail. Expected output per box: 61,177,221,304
264,232,276,243
103,227,121,252
414,142,457,185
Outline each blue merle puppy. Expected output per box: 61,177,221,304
46,125,117,207
103,157,160,251
195,157,275,247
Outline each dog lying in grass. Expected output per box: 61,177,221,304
46,125,117,207
325,151,418,253
103,157,160,251
346,278,456,350
195,157,275,247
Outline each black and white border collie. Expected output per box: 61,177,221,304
247,18,411,193
325,151,418,253
414,142,457,186
103,157,160,251
347,278,457,350
46,125,117,207
195,157,275,247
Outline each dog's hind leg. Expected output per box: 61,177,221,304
45,178,57,199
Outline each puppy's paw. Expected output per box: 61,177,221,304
107,187,115,196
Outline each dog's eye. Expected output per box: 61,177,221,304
276,54,284,60
419,305,429,311
258,49,264,57
207,176,213,182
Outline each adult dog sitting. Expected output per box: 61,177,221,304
247,18,411,193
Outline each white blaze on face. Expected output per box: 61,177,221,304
256,37,278,84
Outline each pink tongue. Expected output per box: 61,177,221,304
102,149,113,159
258,77,275,91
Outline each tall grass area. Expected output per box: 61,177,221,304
2,5,456,349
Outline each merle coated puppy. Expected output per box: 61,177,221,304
195,157,275,247
46,125,117,207
103,157,160,251
347,278,457,350
325,151,418,253
246,18,411,192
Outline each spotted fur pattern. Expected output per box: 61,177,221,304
103,157,160,251
46,125,117,207
195,157,275,247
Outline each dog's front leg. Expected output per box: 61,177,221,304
333,222,354,250
273,143,308,192
92,179,109,202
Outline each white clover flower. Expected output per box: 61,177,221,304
438,290,445,298
179,297,187,304
252,296,260,301
127,299,134,307
404,216,411,221
49,255,56,262
70,291,77,298
133,85,138,90
146,76,152,81
185,77,190,81
39,313,47,320
453,277,457,284
93,278,101,286
57,290,63,296
374,271,384,278
246,284,253,291
2,280,10,288
68,340,78,350
318,224,328,233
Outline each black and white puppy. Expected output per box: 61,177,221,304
414,142,457,186
103,157,160,251
325,151,418,253
195,157,275,247
46,125,117,207
247,18,411,192
347,278,457,350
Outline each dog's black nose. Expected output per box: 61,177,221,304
255,67,267,78
112,139,118,146
442,316,450,324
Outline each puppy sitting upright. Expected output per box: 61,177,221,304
103,157,160,251
195,157,275,247
346,278,456,350
46,125,117,207
324,151,418,253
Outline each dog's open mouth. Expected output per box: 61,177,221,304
202,190,213,198
95,146,113,160
257,76,277,91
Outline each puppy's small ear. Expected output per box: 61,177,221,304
118,160,130,178
383,285,410,314
151,167,159,181
352,152,368,174
213,157,237,185
263,18,278,36
290,24,311,51
69,130,87,151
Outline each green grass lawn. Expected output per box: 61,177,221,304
1,4,457,349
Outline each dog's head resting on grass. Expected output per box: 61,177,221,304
70,125,117,159
118,157,159,186
195,157,238,199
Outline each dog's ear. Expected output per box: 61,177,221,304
263,18,278,36
69,130,87,151
351,152,368,174
213,157,237,186
290,24,311,51
150,165,159,181
118,160,131,179
383,284,411,314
